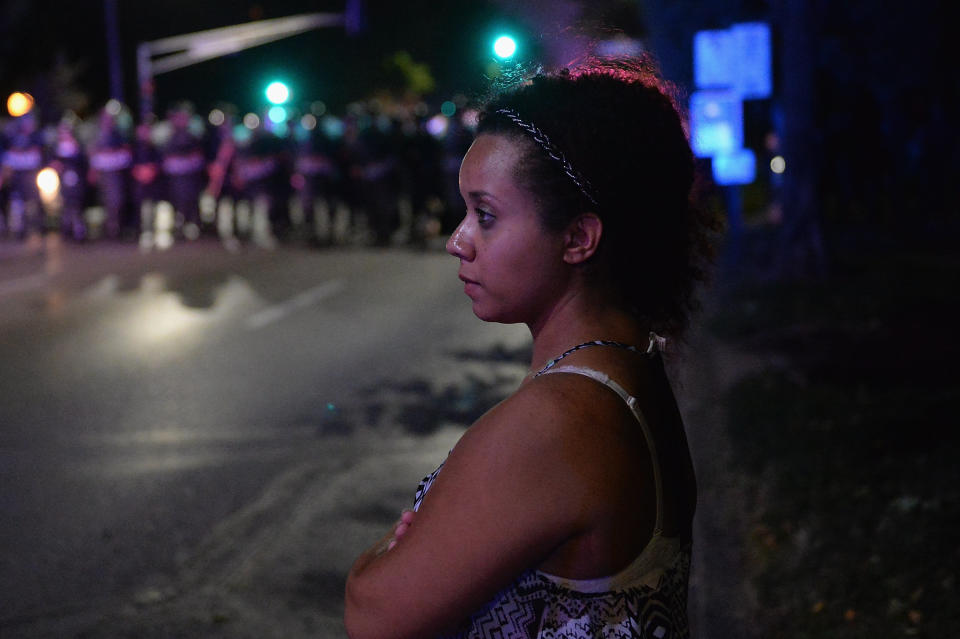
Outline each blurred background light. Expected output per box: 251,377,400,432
320,115,344,139
440,100,456,117
232,124,252,143
105,99,123,116
426,114,448,138
300,113,317,130
690,89,743,158
596,36,644,58
460,108,480,130
7,92,34,117
268,105,287,124
265,81,290,105
243,112,260,129
694,23,772,100
208,108,225,126
712,148,756,186
493,35,517,59
36,167,60,203
770,155,786,174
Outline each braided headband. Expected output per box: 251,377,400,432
494,108,598,207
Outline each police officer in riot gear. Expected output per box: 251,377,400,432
292,116,339,244
51,118,89,241
1,111,46,243
89,107,133,240
161,104,206,240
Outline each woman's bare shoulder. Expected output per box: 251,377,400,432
452,371,637,494
461,371,604,440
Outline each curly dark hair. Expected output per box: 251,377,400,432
476,57,720,336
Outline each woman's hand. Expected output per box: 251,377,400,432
387,509,415,551
361,510,417,564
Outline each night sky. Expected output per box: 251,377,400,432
0,0,624,120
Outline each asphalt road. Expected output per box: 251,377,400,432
0,238,530,638
0,236,756,638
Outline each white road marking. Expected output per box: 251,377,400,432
244,279,346,330
0,273,46,297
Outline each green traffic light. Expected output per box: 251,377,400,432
493,35,517,59
265,81,290,105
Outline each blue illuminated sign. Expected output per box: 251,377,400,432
691,21,771,186
689,89,743,158
693,22,771,100
731,22,772,99
712,148,756,186
693,29,734,91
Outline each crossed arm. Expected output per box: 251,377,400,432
343,383,600,639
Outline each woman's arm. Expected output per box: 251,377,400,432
344,381,601,639
349,510,415,577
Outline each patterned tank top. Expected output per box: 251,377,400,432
412,365,691,639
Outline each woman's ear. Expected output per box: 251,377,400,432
562,213,602,264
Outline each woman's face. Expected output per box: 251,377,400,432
447,134,570,326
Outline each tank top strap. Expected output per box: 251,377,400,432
537,365,665,535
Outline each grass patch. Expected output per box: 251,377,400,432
716,246,959,637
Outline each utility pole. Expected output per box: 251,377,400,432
104,0,124,103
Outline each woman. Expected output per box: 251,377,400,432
345,57,716,639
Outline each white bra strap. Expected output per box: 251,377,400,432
538,365,664,535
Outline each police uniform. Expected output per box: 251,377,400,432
339,117,400,245
131,126,164,239
1,118,46,239
293,124,339,242
89,125,133,239
161,123,206,235
52,125,89,240
232,126,289,244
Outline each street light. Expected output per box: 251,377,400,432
492,35,517,59
265,80,290,105
6,92,34,117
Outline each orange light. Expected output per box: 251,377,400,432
7,92,34,117
37,167,61,202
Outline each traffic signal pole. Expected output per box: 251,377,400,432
136,12,344,121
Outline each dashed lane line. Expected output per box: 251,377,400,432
244,279,346,330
